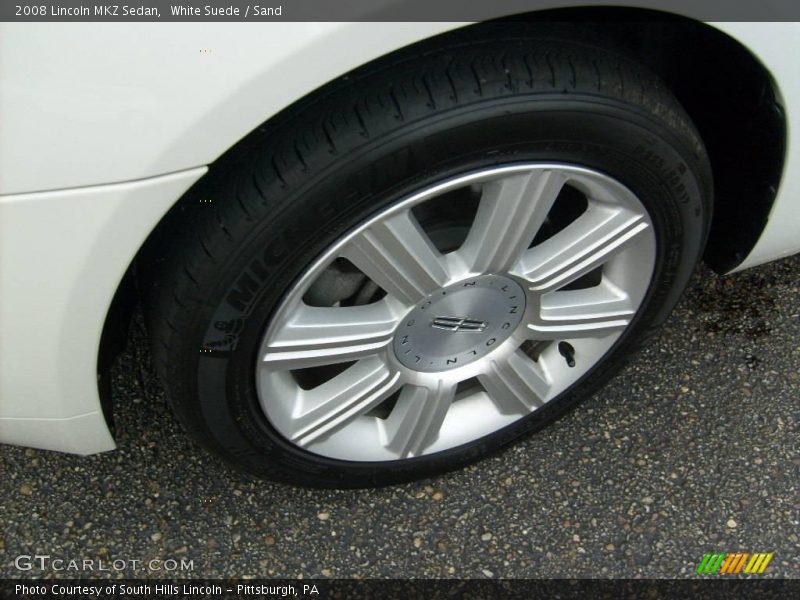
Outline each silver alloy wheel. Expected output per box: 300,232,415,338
256,164,656,461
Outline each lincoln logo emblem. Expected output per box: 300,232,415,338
431,316,489,332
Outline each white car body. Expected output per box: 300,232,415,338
1,19,798,455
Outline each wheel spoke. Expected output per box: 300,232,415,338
458,169,566,273
516,205,649,293
383,381,456,458
289,357,401,447
341,209,448,305
478,351,550,415
261,302,399,369
527,282,636,340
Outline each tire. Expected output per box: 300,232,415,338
145,35,712,487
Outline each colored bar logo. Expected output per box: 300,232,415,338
696,552,773,575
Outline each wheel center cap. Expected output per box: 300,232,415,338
393,274,526,372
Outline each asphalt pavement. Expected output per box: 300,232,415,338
2,257,798,579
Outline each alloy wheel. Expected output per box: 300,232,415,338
256,164,656,461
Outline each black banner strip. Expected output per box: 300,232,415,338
3,578,799,600
4,0,800,22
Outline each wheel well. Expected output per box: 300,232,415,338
497,8,785,274
98,9,786,424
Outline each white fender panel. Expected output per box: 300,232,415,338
0,168,206,454
0,22,457,195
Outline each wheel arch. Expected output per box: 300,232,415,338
98,9,786,429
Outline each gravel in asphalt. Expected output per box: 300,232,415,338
2,257,798,579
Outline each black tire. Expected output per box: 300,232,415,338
145,34,712,487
